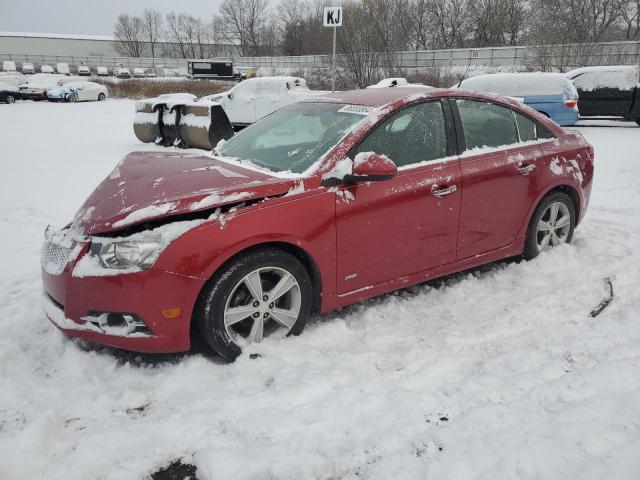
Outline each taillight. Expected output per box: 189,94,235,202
564,99,577,109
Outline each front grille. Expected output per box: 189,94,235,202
41,241,72,275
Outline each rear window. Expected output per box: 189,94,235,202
456,99,518,150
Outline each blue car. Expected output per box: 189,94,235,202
457,72,579,126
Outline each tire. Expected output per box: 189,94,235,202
67,94,76,103
194,249,313,362
6,95,15,104
523,191,576,260
97,93,105,101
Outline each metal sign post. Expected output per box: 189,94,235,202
323,6,342,92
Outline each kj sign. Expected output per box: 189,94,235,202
323,6,343,27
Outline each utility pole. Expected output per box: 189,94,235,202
323,6,343,93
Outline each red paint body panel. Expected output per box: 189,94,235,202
42,88,594,353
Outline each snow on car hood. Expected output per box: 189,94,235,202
72,151,296,235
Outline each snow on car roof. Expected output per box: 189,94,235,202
565,65,639,91
458,72,573,97
310,87,449,107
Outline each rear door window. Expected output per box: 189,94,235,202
456,99,518,150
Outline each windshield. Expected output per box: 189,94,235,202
217,102,365,174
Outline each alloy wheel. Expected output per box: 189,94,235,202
536,201,571,252
223,266,301,344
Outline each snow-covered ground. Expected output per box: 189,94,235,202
1,100,639,480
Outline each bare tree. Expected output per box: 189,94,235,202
621,0,640,39
113,14,144,57
141,9,163,58
218,0,271,56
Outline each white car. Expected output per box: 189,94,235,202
133,68,145,78
47,81,108,102
21,62,35,74
56,63,70,75
201,76,326,126
115,67,131,79
77,65,91,76
40,64,54,73
96,66,109,76
367,77,432,89
2,61,17,72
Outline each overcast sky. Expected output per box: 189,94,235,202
0,0,223,36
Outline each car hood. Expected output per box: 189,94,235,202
72,151,297,235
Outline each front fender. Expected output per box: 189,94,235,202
153,190,338,306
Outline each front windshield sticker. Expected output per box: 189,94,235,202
337,105,378,115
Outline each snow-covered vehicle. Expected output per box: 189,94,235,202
367,78,432,89
115,67,131,79
0,82,24,103
2,60,17,72
566,65,640,125
96,66,109,77
202,76,326,127
18,73,66,100
40,64,54,74
77,65,91,76
133,67,145,78
134,77,326,150
47,81,108,102
21,62,35,74
56,63,70,75
456,72,579,126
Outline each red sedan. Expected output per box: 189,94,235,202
41,88,594,361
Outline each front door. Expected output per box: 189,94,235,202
335,100,461,294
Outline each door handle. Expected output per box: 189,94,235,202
517,163,536,175
432,185,457,198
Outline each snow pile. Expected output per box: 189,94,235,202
566,65,640,91
112,202,177,228
458,72,576,97
1,100,640,480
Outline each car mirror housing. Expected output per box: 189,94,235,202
344,152,397,183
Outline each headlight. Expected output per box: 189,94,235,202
89,239,163,269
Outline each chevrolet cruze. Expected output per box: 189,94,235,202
42,88,594,361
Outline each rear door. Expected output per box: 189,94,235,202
335,100,461,294
453,98,550,259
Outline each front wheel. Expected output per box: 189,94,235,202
194,249,313,361
523,192,576,260
67,94,76,103
6,95,15,104
97,93,105,101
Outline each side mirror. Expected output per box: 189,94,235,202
345,152,397,182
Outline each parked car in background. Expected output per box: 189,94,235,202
56,63,70,75
456,72,579,126
47,81,108,102
77,65,91,76
42,88,594,360
133,68,145,78
201,76,327,127
18,73,65,100
96,66,109,77
40,64,54,74
115,67,131,79
21,62,35,74
566,65,640,125
2,61,17,72
367,77,431,89
0,82,24,103
145,69,157,78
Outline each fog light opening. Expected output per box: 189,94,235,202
83,311,152,337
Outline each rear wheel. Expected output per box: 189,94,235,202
194,249,313,362
67,94,76,103
523,192,576,260
6,95,15,104
97,93,105,101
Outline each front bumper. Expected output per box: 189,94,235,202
41,229,205,353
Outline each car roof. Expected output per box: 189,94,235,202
309,87,451,107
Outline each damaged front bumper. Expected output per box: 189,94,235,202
41,226,205,353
